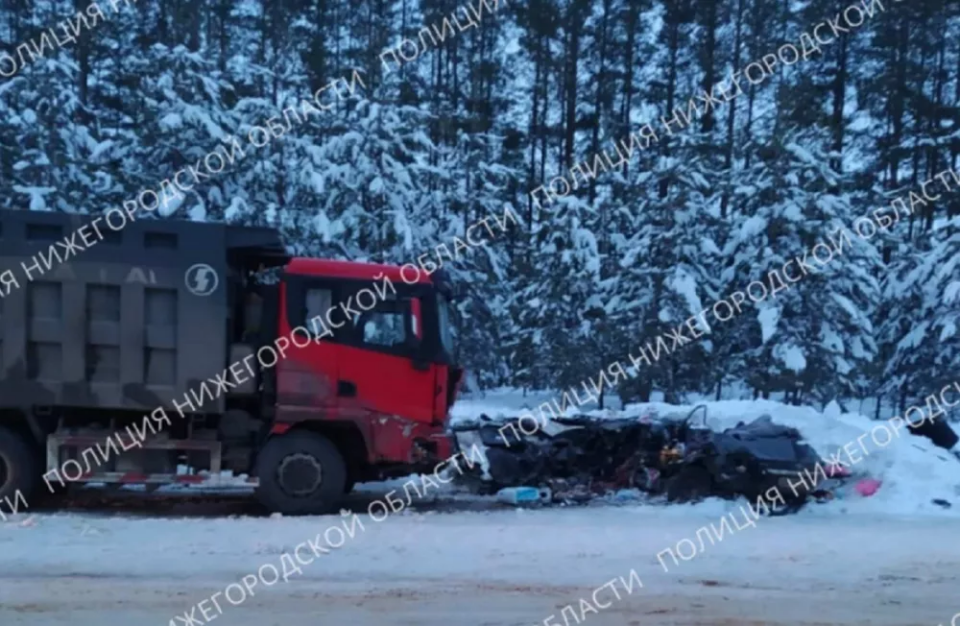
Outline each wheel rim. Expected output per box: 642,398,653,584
276,453,324,497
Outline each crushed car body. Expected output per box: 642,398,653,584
451,407,852,514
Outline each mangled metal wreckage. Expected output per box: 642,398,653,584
451,407,851,515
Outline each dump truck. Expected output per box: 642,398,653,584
0,209,463,514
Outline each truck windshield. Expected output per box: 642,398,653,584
437,294,458,358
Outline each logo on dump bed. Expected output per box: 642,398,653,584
185,264,219,296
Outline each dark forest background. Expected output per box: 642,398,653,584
1,0,959,416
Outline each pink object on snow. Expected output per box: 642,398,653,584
855,478,882,497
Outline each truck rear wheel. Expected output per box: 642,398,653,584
255,431,347,515
0,426,39,508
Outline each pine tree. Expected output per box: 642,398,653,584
726,129,880,405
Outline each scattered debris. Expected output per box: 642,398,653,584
495,486,552,506
906,414,959,451
452,407,849,514
855,478,882,497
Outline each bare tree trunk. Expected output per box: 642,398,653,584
700,0,718,134
562,0,583,169
659,16,679,199
830,26,848,173
721,0,744,219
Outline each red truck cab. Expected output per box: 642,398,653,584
254,258,464,513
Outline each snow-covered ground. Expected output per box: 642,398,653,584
2,506,958,626
2,395,959,625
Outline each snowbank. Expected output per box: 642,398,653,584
451,392,960,517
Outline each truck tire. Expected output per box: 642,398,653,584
255,431,347,515
0,426,39,508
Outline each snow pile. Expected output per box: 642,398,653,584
451,394,960,517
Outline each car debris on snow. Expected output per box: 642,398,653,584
451,405,957,514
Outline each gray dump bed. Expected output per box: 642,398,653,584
0,209,284,414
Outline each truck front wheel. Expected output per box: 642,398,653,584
255,431,347,515
0,426,39,508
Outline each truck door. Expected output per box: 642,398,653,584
277,278,340,413
336,288,436,423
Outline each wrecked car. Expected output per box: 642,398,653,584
451,407,844,514
662,412,845,514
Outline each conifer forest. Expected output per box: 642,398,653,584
2,0,959,417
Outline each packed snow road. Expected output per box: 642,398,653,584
2,499,958,626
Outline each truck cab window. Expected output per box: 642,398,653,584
358,310,406,347
350,299,412,351
437,294,458,357
304,288,333,338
